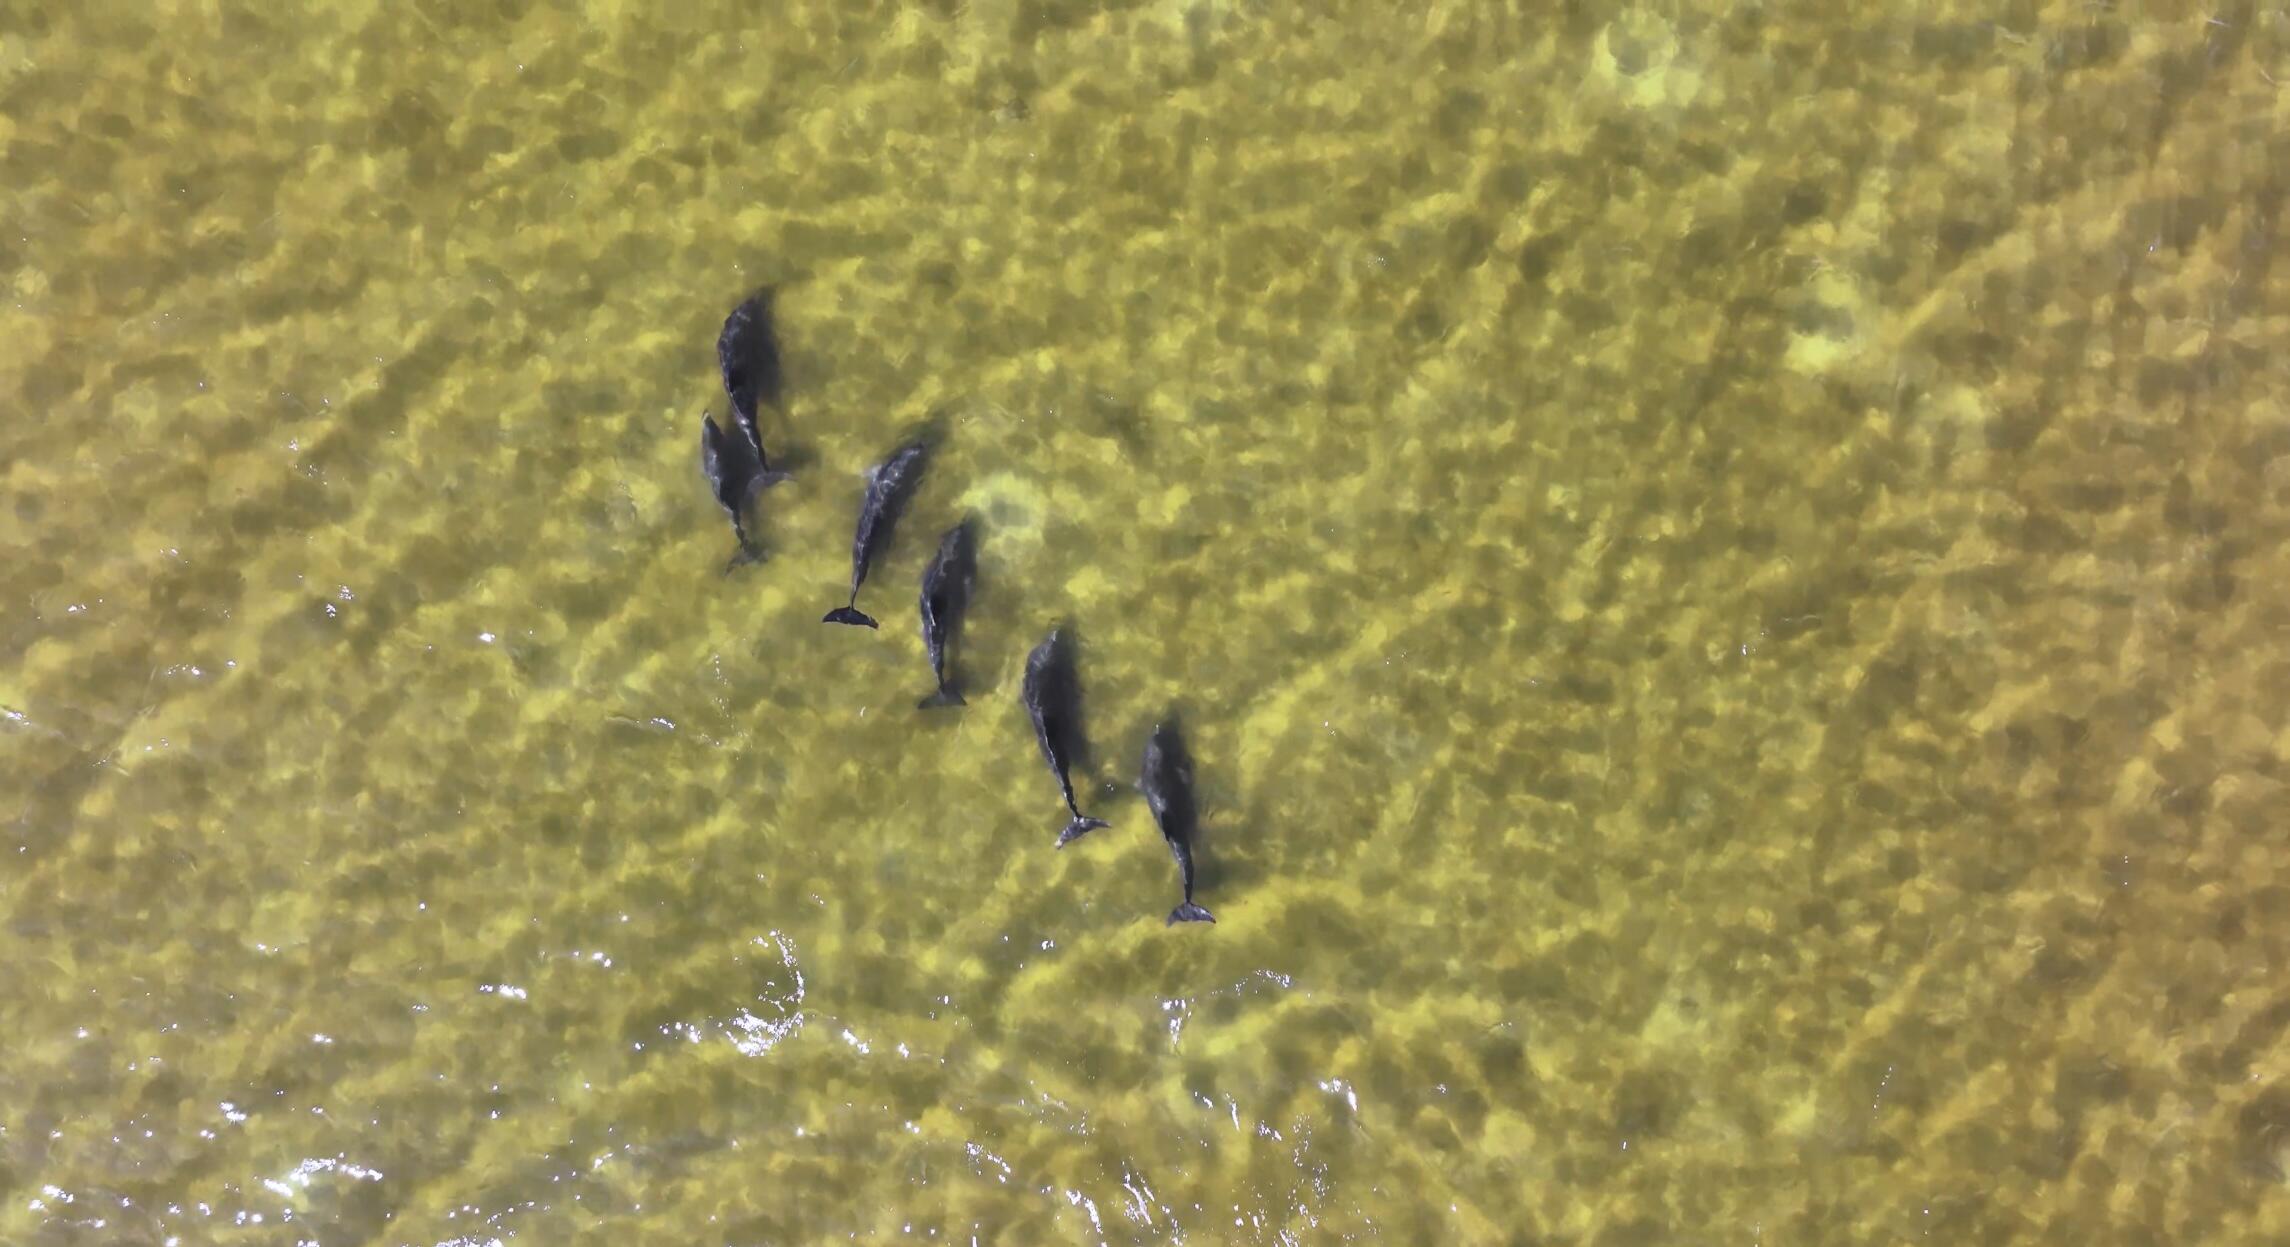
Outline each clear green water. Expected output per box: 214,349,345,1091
5,2,2290,1243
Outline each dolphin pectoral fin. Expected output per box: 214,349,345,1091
822,606,878,628
738,472,791,512
1167,902,1215,926
1056,816,1110,847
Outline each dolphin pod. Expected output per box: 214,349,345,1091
692,288,1221,928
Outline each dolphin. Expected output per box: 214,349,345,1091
916,519,978,708
822,439,930,628
699,410,789,571
1024,628,1111,844
716,287,784,448
1139,718,1215,925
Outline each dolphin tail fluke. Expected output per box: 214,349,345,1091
1056,816,1110,847
1167,902,1216,926
822,606,878,628
724,533,764,575
917,685,966,710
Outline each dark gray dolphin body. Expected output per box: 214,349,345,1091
822,440,930,628
699,410,790,571
716,288,783,448
1025,629,1110,844
1139,719,1214,925
916,520,977,708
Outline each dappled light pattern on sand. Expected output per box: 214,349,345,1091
4,3,2288,1242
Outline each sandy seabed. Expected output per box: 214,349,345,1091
3,2,2288,1242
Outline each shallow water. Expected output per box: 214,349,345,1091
5,2,2290,1242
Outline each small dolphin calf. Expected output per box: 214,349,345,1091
699,410,790,571
1024,629,1111,844
717,288,783,447
822,440,930,628
1139,719,1215,925
916,520,977,709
